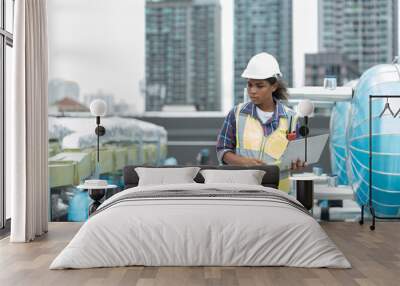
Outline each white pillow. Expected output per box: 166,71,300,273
135,167,200,186
200,169,266,185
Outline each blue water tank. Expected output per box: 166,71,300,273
348,64,400,217
330,101,351,185
67,190,89,221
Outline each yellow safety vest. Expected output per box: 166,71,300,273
235,103,298,192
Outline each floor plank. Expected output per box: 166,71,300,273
0,222,399,286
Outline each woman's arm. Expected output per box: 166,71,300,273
216,108,237,163
222,152,265,166
216,107,263,166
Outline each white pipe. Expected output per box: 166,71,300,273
288,87,353,102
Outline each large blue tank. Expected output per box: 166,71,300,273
348,64,400,217
330,101,351,185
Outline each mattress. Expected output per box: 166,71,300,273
50,183,351,269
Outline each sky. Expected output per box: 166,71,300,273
48,0,318,113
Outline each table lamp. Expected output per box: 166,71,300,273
89,99,107,178
297,99,314,163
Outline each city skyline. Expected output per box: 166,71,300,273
48,0,320,113
48,0,400,113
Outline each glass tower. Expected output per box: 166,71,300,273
145,0,221,111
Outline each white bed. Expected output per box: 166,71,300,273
50,183,351,269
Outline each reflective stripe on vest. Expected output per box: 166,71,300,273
235,103,298,164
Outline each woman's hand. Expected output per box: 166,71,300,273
290,159,306,170
222,152,265,166
240,157,265,166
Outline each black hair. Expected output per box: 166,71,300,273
265,77,288,100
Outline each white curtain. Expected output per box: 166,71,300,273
10,0,49,242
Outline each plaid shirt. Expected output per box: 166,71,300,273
216,101,300,164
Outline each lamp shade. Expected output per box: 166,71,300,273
90,99,107,117
297,99,314,117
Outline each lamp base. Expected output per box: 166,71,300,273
296,180,314,210
88,188,106,215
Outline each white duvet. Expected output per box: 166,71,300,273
50,183,351,269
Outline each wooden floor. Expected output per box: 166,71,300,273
0,222,399,286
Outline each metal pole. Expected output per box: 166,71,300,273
369,95,375,230
305,116,308,162
369,96,372,208
97,126,100,163
96,116,100,163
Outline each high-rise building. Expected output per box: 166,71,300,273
234,0,292,105
305,52,359,86
145,0,221,111
318,0,398,74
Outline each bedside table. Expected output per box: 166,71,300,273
77,184,118,215
289,174,327,210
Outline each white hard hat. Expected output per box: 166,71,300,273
241,52,282,79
